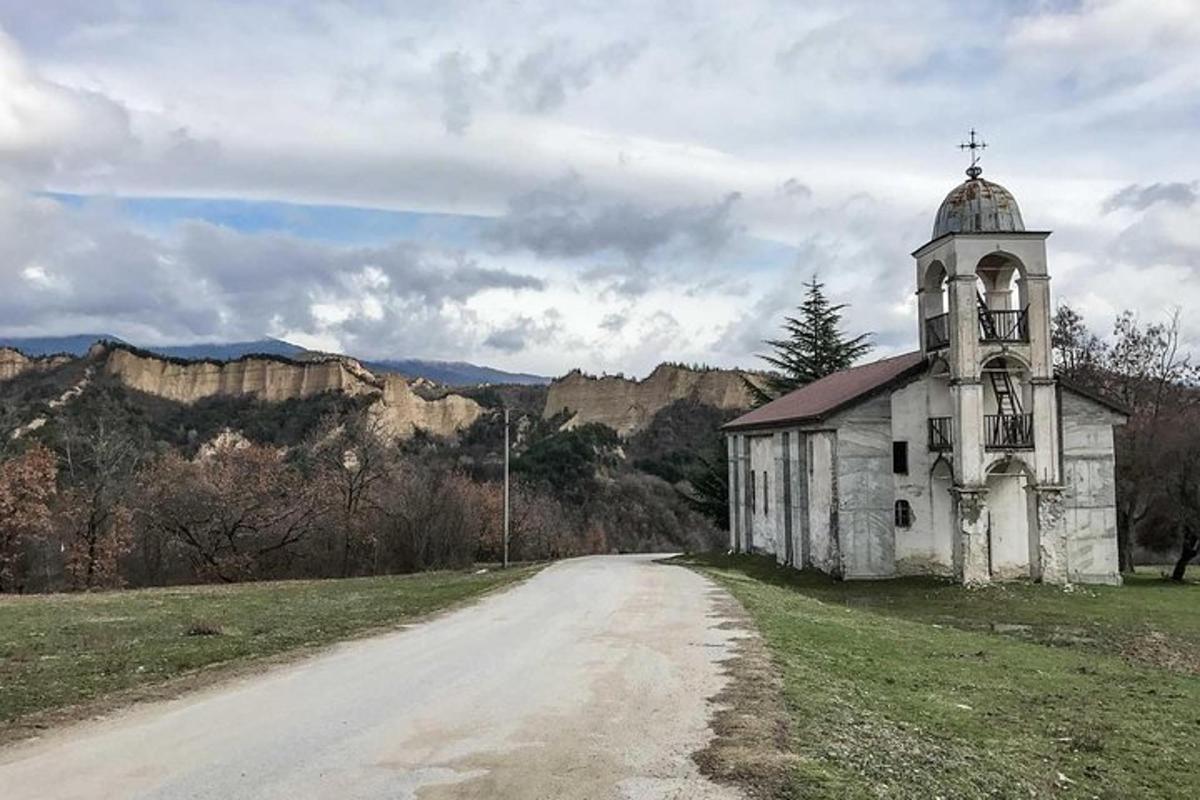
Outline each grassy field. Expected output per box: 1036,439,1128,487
683,554,1200,800
0,567,537,734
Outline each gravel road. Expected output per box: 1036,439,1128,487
0,555,745,799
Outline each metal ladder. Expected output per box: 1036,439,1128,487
988,362,1023,416
977,291,998,340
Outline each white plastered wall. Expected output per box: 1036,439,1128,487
806,430,838,574
1060,391,1123,584
747,434,780,557
829,394,895,578
891,375,956,576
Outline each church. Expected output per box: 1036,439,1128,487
724,146,1127,585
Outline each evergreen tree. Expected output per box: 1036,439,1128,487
746,276,873,406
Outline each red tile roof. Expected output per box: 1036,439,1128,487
724,351,926,431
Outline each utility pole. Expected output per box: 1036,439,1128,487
503,406,510,569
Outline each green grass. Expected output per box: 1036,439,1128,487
0,567,537,729
682,554,1200,799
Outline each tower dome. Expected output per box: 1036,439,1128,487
932,168,1024,239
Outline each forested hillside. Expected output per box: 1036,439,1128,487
0,347,738,592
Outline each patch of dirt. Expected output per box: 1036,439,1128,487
1121,632,1200,675
693,594,802,799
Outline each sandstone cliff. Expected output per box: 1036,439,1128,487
0,348,74,381
99,345,383,403
95,344,482,439
544,364,760,436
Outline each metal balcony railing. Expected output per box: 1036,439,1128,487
928,417,953,451
985,413,1034,449
925,313,950,350
978,307,1029,343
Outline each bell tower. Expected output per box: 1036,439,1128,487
911,132,1065,585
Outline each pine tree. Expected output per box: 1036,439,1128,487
746,276,873,406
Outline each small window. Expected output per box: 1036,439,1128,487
894,499,913,529
762,471,769,515
748,470,756,513
892,441,909,474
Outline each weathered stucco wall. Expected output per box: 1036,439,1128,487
727,435,742,552
806,430,838,575
546,364,759,435
890,376,956,576
830,394,895,578
747,434,780,556
1060,390,1123,584
985,469,1033,579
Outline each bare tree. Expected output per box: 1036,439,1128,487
138,444,323,583
302,409,395,576
56,413,142,589
1102,311,1200,572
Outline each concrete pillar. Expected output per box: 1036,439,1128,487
952,380,986,486
772,432,787,564
952,486,990,585
1024,274,1054,379
1033,486,1068,584
1030,379,1060,485
726,435,740,551
742,436,754,552
948,274,981,377
795,431,810,568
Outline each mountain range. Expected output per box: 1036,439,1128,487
0,335,551,386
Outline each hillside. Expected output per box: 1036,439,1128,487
0,335,548,386
1,343,483,442
0,349,75,382
544,364,759,436
97,344,482,439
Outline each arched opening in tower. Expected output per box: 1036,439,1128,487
981,355,1033,450
975,253,1030,343
921,260,950,350
984,457,1035,580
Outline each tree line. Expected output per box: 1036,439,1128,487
0,381,720,592
1052,305,1200,580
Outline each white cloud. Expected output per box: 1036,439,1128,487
0,28,132,180
0,1,1195,375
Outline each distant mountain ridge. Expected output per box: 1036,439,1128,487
0,335,550,386
364,359,550,387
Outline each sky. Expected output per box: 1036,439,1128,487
0,0,1197,378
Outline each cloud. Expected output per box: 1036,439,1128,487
0,28,133,180
506,39,641,114
483,312,562,353
1103,182,1198,213
0,191,544,357
598,312,627,333
778,178,812,200
0,1,1197,374
486,174,742,266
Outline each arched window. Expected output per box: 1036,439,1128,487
894,499,914,529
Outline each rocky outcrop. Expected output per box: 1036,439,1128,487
95,343,482,439
99,344,383,403
544,364,761,436
378,378,483,439
0,348,73,382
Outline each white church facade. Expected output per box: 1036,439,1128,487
724,157,1127,585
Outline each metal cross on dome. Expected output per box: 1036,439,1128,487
959,128,987,179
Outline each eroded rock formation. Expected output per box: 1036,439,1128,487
544,364,760,435
95,343,482,439
0,348,73,381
